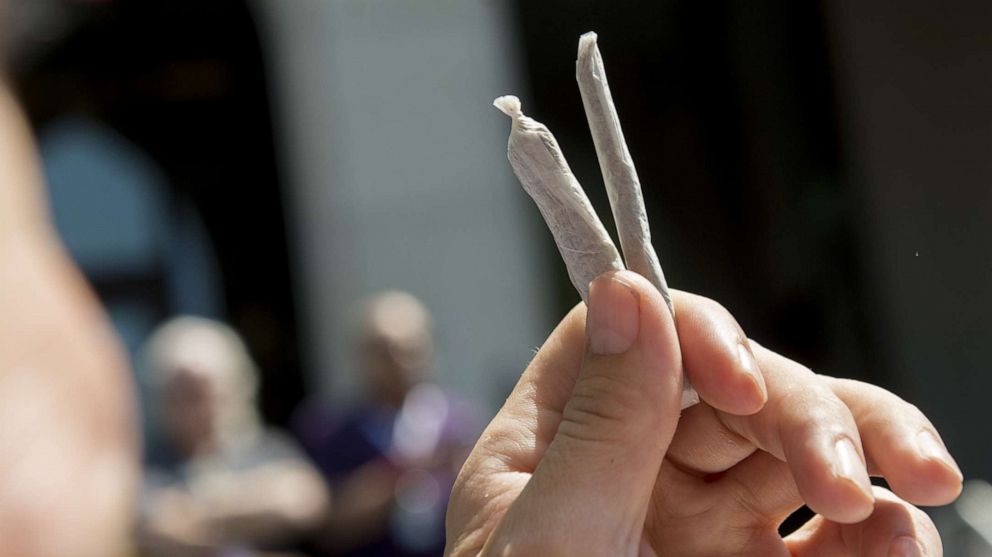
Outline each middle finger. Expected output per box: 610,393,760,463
667,340,876,524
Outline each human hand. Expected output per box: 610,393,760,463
445,271,961,556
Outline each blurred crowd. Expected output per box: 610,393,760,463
138,294,480,557
2,62,481,553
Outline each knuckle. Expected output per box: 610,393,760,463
899,400,927,422
696,296,735,325
564,378,631,422
832,378,932,429
728,476,781,527
777,384,854,439
558,372,655,445
682,294,746,335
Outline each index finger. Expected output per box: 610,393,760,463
672,290,767,415
472,287,772,468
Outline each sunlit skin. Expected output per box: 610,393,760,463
446,271,960,556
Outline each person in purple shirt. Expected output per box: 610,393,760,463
295,291,480,557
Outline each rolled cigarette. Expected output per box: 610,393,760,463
496,55,697,408
577,33,697,408
493,94,624,304
576,32,675,316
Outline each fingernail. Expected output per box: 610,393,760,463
587,272,640,355
834,438,873,497
888,535,922,557
737,342,767,402
917,430,963,480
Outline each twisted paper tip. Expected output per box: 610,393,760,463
493,95,522,119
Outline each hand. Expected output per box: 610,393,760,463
445,271,961,556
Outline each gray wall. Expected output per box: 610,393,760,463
253,0,554,408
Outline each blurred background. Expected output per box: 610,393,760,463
4,0,992,554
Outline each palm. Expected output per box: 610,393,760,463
646,414,797,555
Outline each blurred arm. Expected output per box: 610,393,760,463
317,458,400,554
140,459,329,553
199,459,330,547
0,83,138,557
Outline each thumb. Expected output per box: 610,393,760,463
486,271,683,555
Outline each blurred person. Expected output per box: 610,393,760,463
0,74,137,555
139,316,329,556
294,292,481,557
447,271,962,556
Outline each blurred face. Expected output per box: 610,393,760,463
153,325,253,457
161,366,219,457
359,293,435,407
361,331,431,407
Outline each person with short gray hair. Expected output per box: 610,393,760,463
139,316,330,556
